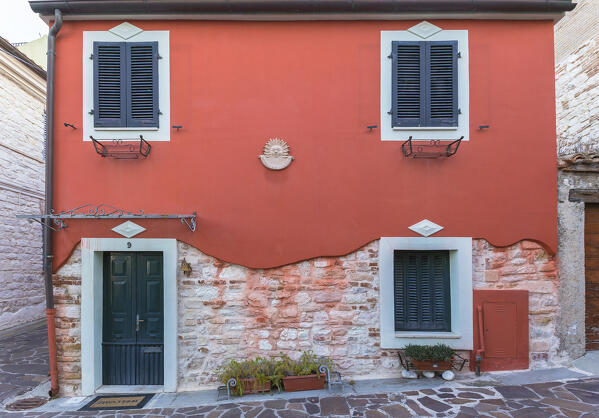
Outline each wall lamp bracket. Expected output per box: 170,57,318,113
64,123,77,129
172,125,183,131
479,125,490,130
367,125,378,132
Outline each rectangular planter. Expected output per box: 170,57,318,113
411,360,452,371
282,374,326,392
240,378,271,394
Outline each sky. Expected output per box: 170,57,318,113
0,0,48,44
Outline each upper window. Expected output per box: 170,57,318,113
381,25,469,142
93,41,159,128
391,41,458,129
82,25,170,142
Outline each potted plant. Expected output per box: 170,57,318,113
217,358,278,396
403,344,455,372
276,351,333,392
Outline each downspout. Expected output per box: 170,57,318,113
44,8,62,398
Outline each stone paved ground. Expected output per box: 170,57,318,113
0,321,50,406
4,377,599,417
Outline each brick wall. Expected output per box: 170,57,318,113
0,62,46,329
53,239,562,396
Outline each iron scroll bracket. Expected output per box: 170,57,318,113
16,204,197,232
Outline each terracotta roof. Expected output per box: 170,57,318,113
559,153,599,172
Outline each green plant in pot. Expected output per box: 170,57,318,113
403,343,455,372
217,357,281,396
275,351,335,392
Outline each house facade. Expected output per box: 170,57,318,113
0,36,46,330
28,0,575,396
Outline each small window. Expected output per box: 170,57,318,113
393,250,451,332
391,41,458,128
93,41,159,128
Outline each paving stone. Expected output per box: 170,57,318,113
380,404,411,417
511,406,553,418
447,398,476,405
244,408,262,418
458,392,484,399
495,385,539,399
457,387,495,395
347,399,368,407
524,382,562,398
304,403,320,415
539,397,597,412
437,393,455,399
320,397,350,416
566,382,599,393
402,391,419,396
262,400,286,410
480,399,506,406
220,408,242,418
277,410,307,418
438,388,453,393
405,399,431,416
364,411,385,418
307,397,319,403
455,406,479,417
568,388,599,404
554,388,582,401
256,409,276,418
489,412,512,418
418,396,452,412
420,389,437,395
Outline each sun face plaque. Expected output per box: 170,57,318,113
259,138,294,170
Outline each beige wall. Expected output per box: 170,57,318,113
555,0,599,64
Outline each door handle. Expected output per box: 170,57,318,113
136,314,145,332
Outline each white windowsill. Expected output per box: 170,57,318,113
393,127,459,131
395,332,462,339
94,127,159,131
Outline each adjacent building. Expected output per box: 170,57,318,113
27,0,575,396
0,36,46,329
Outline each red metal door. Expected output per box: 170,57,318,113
471,290,529,371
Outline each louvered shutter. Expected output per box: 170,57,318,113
392,41,425,128
93,42,126,127
426,41,458,127
391,41,458,128
126,42,159,128
394,250,451,332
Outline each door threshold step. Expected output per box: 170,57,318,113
96,385,164,394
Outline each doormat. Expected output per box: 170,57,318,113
79,394,154,411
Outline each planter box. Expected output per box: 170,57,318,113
282,374,326,392
411,360,452,371
240,378,271,394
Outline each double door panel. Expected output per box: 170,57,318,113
103,252,164,385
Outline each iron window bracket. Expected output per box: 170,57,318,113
401,136,463,159
17,204,197,232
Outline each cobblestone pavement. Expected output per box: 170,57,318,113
4,376,599,417
0,321,50,406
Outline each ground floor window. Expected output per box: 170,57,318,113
379,237,473,350
394,250,451,332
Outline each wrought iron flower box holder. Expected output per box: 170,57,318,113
397,350,468,373
401,136,463,159
91,135,151,159
16,204,197,232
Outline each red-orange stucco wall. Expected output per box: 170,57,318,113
50,19,557,270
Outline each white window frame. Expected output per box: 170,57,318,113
379,237,473,350
82,30,170,141
380,29,469,141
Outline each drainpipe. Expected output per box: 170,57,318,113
44,8,63,398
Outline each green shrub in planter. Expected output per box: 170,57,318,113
403,344,455,362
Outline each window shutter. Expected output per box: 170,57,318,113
392,41,425,128
126,42,159,128
93,42,126,127
394,251,451,332
426,41,458,127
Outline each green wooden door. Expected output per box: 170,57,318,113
103,252,164,385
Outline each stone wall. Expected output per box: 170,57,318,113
555,34,599,156
53,238,561,396
0,58,46,329
554,0,599,64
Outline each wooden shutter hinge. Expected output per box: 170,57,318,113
89,109,94,115
387,54,393,59
457,52,462,59
458,109,462,115
387,110,393,115
89,54,94,60
158,55,163,59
